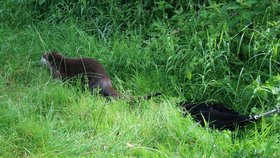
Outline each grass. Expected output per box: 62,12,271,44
1,1,280,157
0,23,279,157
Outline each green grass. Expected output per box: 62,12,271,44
1,1,280,157
0,23,279,157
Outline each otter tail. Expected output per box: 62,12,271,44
139,92,162,100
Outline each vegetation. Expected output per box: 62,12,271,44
0,0,279,157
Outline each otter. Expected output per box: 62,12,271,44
41,51,161,99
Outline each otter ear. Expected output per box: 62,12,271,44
48,53,57,62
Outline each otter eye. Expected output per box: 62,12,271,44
43,54,49,60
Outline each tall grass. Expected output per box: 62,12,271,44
0,0,280,157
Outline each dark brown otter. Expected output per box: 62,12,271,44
41,51,161,99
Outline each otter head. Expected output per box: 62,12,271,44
41,52,64,67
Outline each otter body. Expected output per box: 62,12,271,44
41,52,120,97
41,52,161,99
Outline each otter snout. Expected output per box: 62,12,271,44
40,56,48,65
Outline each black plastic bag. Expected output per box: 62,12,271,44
180,102,280,130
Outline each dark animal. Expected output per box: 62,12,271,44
41,51,161,99
180,102,280,130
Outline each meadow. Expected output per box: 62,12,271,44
0,1,280,157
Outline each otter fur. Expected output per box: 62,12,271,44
41,51,161,99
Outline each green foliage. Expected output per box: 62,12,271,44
0,0,280,157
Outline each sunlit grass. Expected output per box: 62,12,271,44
0,24,279,157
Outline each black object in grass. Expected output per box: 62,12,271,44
180,102,280,130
